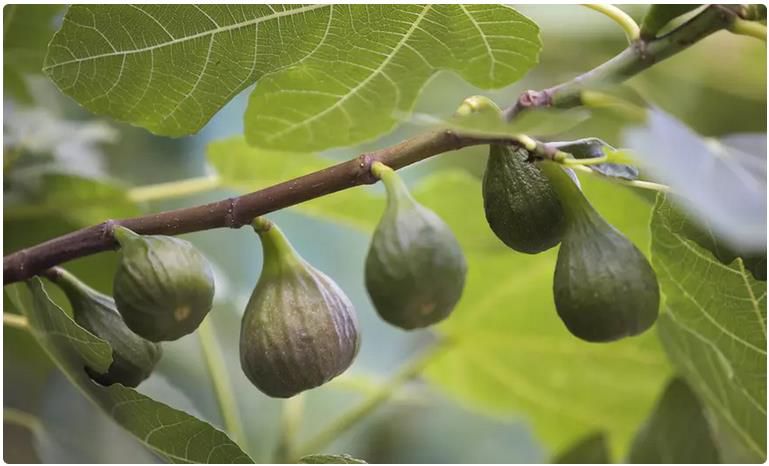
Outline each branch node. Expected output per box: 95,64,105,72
224,197,243,228
357,153,379,185
101,220,119,246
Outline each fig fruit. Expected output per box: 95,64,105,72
483,144,566,254
240,218,360,398
365,162,466,330
540,162,660,342
50,268,162,387
112,226,215,342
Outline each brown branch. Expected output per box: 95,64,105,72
3,130,495,285
503,4,747,120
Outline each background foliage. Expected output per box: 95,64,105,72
4,4,766,464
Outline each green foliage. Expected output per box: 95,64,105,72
44,5,540,151
640,5,701,39
299,454,367,464
3,5,62,101
207,137,383,230
552,432,610,464
651,195,766,462
627,378,719,463
6,278,251,463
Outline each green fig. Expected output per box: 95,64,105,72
240,218,360,398
365,162,466,330
112,226,215,342
483,144,566,254
50,268,162,387
539,162,660,342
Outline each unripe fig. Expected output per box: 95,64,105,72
50,268,162,387
365,162,466,330
240,218,360,398
112,226,215,342
483,144,566,254
539,162,660,342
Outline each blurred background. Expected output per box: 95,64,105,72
4,4,766,463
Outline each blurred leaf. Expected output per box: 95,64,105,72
299,454,367,464
627,377,719,463
417,106,589,140
6,278,252,463
552,432,610,464
5,172,140,225
651,195,766,462
3,5,62,101
624,108,766,251
207,137,383,230
44,5,540,152
4,107,117,178
416,169,670,456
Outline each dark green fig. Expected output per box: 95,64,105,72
50,268,162,387
365,162,466,330
539,162,660,342
240,218,360,398
112,226,215,342
482,144,566,254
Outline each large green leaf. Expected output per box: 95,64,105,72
651,195,767,462
6,279,251,464
4,5,63,101
207,137,384,230
627,377,719,463
411,170,670,456
299,454,367,464
43,5,540,151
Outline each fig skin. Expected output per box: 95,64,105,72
365,162,466,330
482,144,566,254
112,226,215,342
51,268,162,387
539,162,660,342
240,219,360,398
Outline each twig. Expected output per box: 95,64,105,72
296,341,450,457
503,4,746,120
729,18,767,41
4,313,29,330
197,318,248,449
582,4,640,42
274,394,306,463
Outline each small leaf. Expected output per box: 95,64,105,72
548,138,639,180
552,432,611,464
6,278,252,464
624,108,766,251
627,378,719,463
651,195,766,462
299,454,367,464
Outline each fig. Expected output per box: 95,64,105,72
483,144,566,254
49,268,162,387
112,226,215,342
240,218,360,398
365,162,466,330
539,162,660,342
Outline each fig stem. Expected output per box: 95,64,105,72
729,18,767,41
4,407,42,433
252,218,303,276
371,161,414,206
197,318,249,450
296,340,452,457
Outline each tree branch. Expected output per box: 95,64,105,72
503,4,748,120
3,130,495,284
2,4,756,285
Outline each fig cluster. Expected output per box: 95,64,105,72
482,142,660,342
